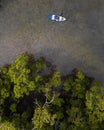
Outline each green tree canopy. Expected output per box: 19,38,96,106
8,53,36,98
86,81,104,129
32,107,56,130
0,53,103,130
0,121,16,130
0,67,11,104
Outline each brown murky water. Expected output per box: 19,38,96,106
0,0,104,85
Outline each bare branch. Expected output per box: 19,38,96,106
43,91,55,108
34,98,40,107
48,93,55,104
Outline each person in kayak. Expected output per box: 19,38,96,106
55,15,60,21
55,13,63,21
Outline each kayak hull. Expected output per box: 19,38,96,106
48,14,66,22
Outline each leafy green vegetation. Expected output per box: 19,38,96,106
0,53,104,130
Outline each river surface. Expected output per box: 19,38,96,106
0,0,104,85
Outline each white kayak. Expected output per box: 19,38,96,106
48,14,66,22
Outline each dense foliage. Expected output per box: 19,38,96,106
0,53,104,130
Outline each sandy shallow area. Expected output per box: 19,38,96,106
0,0,104,85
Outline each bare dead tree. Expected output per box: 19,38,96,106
42,90,55,109
34,89,55,108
